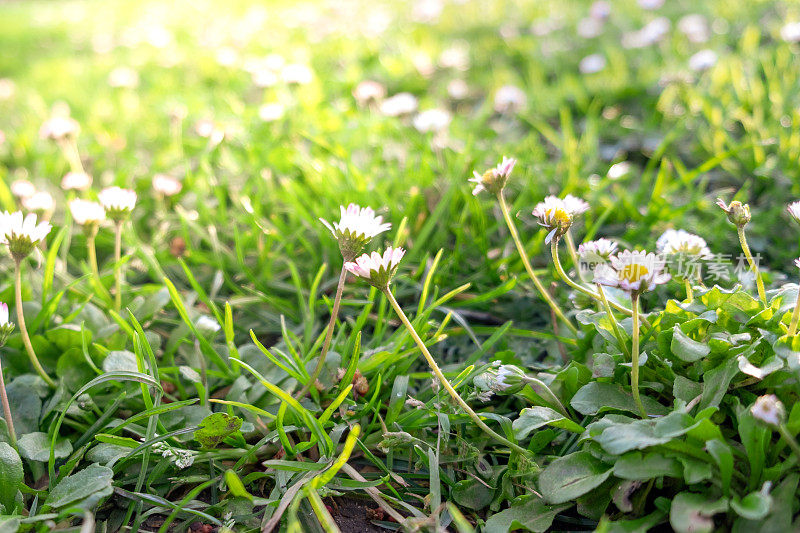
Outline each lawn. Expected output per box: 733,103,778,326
1,0,800,531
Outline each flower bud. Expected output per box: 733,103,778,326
716,199,751,227
751,394,785,426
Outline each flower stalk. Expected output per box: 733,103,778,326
497,192,576,334
14,259,55,388
297,264,348,399
788,282,800,337
630,293,647,418
0,357,16,449
114,220,124,311
383,288,530,456
737,226,767,306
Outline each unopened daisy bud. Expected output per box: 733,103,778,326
152,174,183,197
344,247,405,290
195,315,221,337
21,191,55,214
787,201,800,225
69,199,106,230
0,302,14,346
320,204,391,260
532,196,574,244
469,156,516,196
0,211,52,260
99,186,137,221
716,198,751,227
751,394,785,426
61,171,92,191
10,179,36,200
473,364,525,394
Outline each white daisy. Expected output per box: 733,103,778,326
39,116,79,141
788,201,800,224
99,186,137,220
10,179,36,199
69,199,107,226
412,109,451,133
0,211,52,259
21,191,54,213
751,394,784,426
152,174,183,197
656,229,712,259
379,93,418,117
493,85,526,113
595,250,670,294
61,171,93,191
469,156,516,196
344,247,405,289
321,204,391,259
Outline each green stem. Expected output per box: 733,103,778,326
14,260,55,388
630,293,646,419
496,192,576,334
737,226,767,306
383,288,532,457
564,230,585,282
596,284,629,358
684,278,694,303
0,353,17,449
778,424,800,464
297,264,348,399
789,282,800,336
114,220,123,312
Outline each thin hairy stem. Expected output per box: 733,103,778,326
737,226,767,306
14,259,55,388
789,284,800,336
778,424,800,465
564,230,586,282
384,288,532,457
114,220,123,311
496,192,576,334
297,264,348,399
630,293,647,418
0,355,17,448
684,278,694,303
596,284,629,358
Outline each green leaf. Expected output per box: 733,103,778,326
613,452,682,480
731,486,772,521
539,451,613,504
671,325,710,362
594,411,697,455
706,439,733,496
18,432,72,462
45,463,114,510
513,406,585,439
193,413,243,448
700,357,739,410
101,350,139,372
224,469,253,501
451,478,494,511
483,496,570,533
0,443,23,512
669,492,728,533
571,382,668,416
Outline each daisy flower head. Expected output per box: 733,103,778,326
99,186,137,221
578,238,618,277
495,364,526,393
656,229,712,259
21,191,55,214
10,179,36,200
344,247,405,290
39,116,80,141
469,156,516,196
751,394,784,426
716,198,751,227
787,201,800,225
0,211,52,260
320,204,391,260
532,196,574,244
0,302,13,346
595,249,670,294
152,174,183,197
61,171,93,191
69,199,106,228
795,258,800,270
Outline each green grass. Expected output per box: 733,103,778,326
1,0,800,531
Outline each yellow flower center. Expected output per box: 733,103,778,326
619,263,649,283
547,207,571,226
